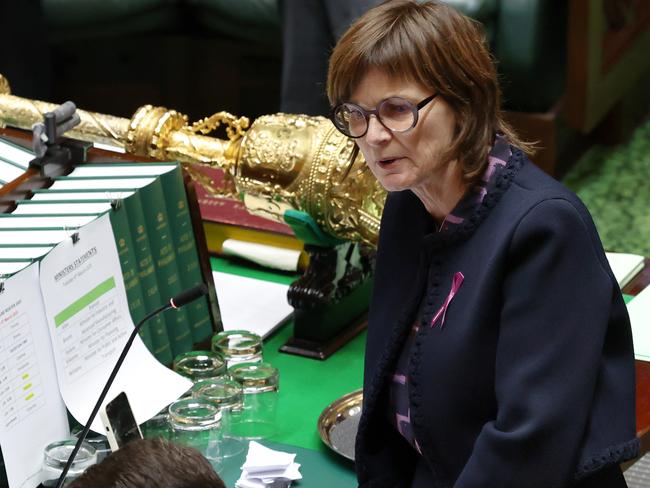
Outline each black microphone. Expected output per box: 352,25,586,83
170,283,208,309
55,283,209,488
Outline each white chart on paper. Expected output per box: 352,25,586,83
0,264,68,488
0,311,46,429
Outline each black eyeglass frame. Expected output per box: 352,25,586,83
330,94,437,139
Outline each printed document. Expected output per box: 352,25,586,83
0,264,69,488
38,214,192,433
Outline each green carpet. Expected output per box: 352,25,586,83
563,117,650,256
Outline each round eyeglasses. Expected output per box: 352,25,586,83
331,94,437,138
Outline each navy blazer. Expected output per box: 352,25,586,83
355,149,639,487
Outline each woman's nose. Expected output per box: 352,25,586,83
365,115,391,145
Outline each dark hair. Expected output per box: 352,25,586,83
327,0,534,180
67,438,226,488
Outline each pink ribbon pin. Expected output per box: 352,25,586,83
430,271,464,329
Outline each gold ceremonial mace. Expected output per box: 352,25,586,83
0,74,385,246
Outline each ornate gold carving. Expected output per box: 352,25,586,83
0,75,386,246
0,90,130,147
0,75,10,96
125,105,188,160
190,111,249,141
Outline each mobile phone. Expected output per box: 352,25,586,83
99,391,143,451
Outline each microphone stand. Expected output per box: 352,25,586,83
54,302,170,487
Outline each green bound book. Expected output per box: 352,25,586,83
136,178,194,356
0,135,33,169
121,193,175,364
0,227,78,245
108,204,154,352
30,188,136,202
61,164,210,352
158,166,214,343
12,199,114,216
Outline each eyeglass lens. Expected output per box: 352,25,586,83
335,97,417,137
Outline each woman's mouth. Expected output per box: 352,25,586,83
377,157,400,167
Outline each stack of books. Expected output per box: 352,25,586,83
0,137,215,365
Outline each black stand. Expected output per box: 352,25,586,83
281,243,374,359
29,138,90,177
28,101,91,177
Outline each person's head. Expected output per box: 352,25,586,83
327,0,532,192
67,438,226,488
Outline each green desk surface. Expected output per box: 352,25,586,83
210,257,363,486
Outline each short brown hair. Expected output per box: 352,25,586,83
327,0,534,180
67,438,226,488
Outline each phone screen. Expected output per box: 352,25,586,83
105,392,142,447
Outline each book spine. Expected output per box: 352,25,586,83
138,178,194,357
160,167,214,344
122,194,173,365
108,205,154,352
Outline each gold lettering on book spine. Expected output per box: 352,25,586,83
0,74,385,246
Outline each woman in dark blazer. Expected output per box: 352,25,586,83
326,1,638,486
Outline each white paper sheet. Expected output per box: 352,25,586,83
605,252,645,288
92,142,126,153
627,285,650,361
212,271,293,338
222,239,300,272
38,215,192,433
0,264,69,488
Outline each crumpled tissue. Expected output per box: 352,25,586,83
235,441,302,488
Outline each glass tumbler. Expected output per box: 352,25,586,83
172,350,227,382
192,378,245,458
168,398,222,462
211,330,263,368
69,425,110,463
41,439,97,487
228,362,279,440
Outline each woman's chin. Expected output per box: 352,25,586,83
377,175,411,193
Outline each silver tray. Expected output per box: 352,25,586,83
317,389,363,461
